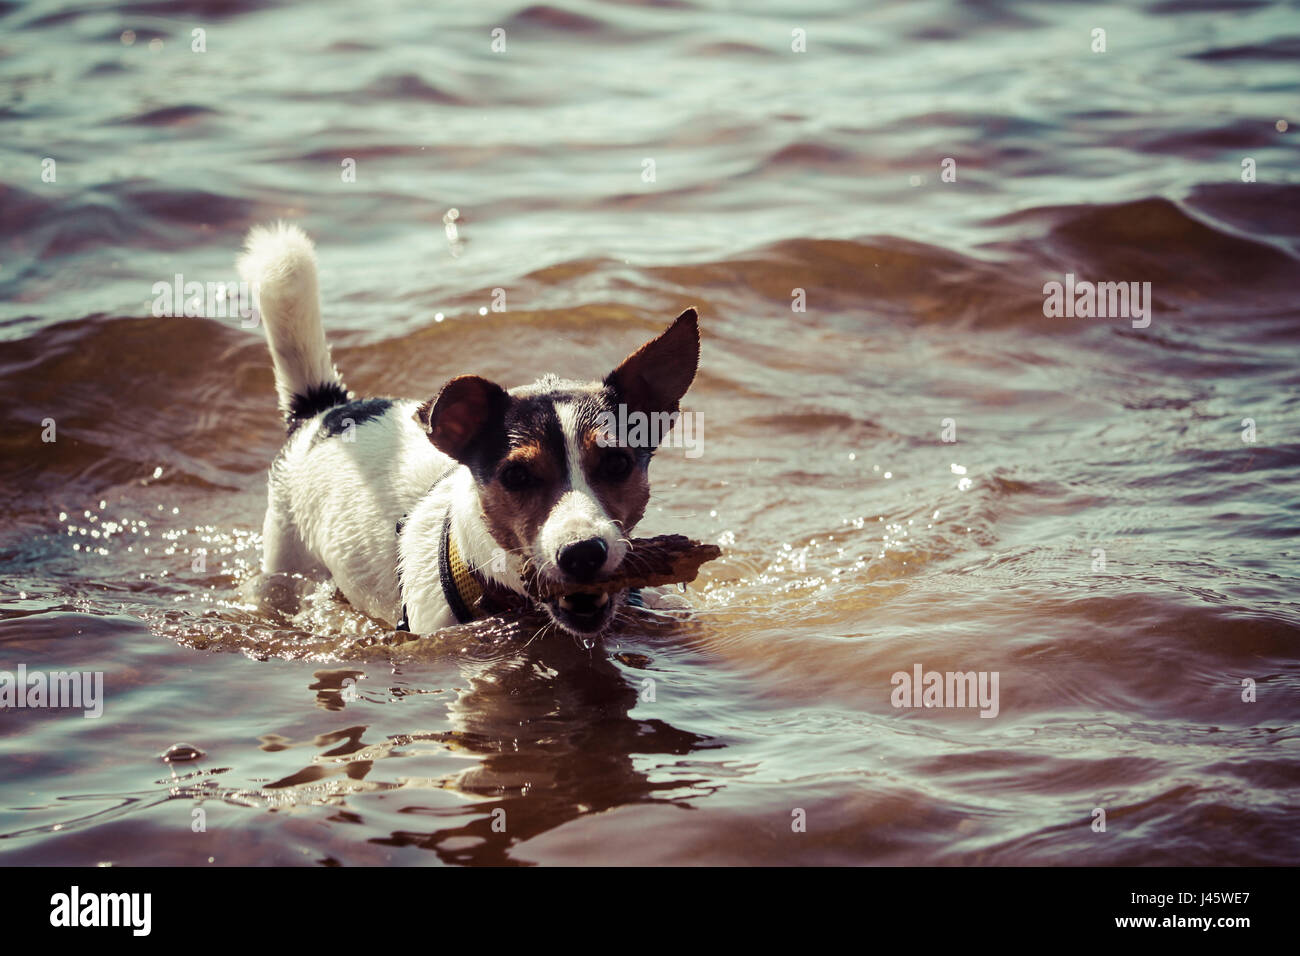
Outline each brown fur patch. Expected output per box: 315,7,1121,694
579,428,650,535
479,442,567,558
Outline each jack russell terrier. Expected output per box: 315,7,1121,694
238,223,699,639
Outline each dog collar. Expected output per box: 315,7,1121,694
395,468,488,632
438,507,484,625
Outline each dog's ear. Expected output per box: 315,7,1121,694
416,375,510,463
605,308,699,416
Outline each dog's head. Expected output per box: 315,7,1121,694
416,308,699,636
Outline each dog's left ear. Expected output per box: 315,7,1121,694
605,308,699,416
415,374,510,463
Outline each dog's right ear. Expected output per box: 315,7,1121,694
415,375,510,463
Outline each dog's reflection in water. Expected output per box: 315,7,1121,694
294,615,717,865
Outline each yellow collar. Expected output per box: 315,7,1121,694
444,526,483,618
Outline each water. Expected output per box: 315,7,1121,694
1,0,1298,866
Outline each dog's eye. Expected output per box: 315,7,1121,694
498,463,536,491
598,451,633,482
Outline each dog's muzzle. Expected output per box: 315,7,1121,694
544,587,618,635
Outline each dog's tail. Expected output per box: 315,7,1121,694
237,222,350,430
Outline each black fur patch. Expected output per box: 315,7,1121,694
594,380,656,465
286,382,351,433
567,383,655,467
457,394,568,485
508,395,570,473
315,398,393,442
438,381,646,485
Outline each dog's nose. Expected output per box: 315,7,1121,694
558,538,607,582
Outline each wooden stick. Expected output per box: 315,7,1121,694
522,534,722,600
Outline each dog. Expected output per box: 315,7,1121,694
237,222,699,638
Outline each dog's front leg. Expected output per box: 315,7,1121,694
402,600,460,635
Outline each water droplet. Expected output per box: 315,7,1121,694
160,743,205,763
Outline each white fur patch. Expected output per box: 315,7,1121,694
538,403,626,577
237,222,343,416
